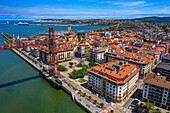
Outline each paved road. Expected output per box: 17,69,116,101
60,72,131,113
123,89,143,109
75,93,102,113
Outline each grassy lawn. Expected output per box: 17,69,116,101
59,65,67,72
51,78,59,84
69,66,73,68
79,78,86,83
3,33,13,39
76,64,83,67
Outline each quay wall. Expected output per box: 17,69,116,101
1,33,93,113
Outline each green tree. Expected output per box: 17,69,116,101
94,100,97,104
83,93,86,97
164,28,170,33
100,103,104,107
89,61,98,68
78,35,81,42
89,96,91,99
144,102,154,111
79,90,81,93
62,36,65,39
110,110,114,113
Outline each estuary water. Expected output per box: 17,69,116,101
0,20,106,113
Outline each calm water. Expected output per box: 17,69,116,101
0,21,106,113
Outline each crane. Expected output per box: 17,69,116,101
0,27,59,77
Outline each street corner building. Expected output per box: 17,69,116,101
87,60,140,103
143,73,170,110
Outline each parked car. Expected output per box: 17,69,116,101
131,100,139,106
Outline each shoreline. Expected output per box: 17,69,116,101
14,24,89,26
1,33,97,113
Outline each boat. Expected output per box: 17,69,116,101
17,22,29,26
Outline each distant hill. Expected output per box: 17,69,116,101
133,16,170,23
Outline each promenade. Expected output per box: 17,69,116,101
1,33,130,113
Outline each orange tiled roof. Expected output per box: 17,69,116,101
88,60,139,84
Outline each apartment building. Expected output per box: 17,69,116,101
162,55,170,63
104,51,152,77
154,62,170,79
39,42,74,64
78,42,90,58
143,73,170,110
87,60,140,103
30,46,40,57
88,47,109,63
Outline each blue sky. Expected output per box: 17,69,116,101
0,0,169,20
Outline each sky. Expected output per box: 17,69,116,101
0,0,169,20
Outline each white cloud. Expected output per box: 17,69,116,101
114,1,146,6
0,4,170,20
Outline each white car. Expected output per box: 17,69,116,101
134,98,140,101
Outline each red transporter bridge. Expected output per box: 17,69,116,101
0,27,59,77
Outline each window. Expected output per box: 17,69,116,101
67,52,70,58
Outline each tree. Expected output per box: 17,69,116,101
89,96,91,99
100,103,104,107
94,100,97,104
144,102,154,111
62,36,66,39
164,28,170,33
89,61,98,68
79,90,81,93
155,108,161,113
110,110,114,113
83,93,86,97
78,35,81,42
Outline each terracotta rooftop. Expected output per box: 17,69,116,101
88,60,140,84
144,73,170,89
105,51,150,65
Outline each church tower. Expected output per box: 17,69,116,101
68,25,71,33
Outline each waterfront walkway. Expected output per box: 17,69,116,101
60,72,130,113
